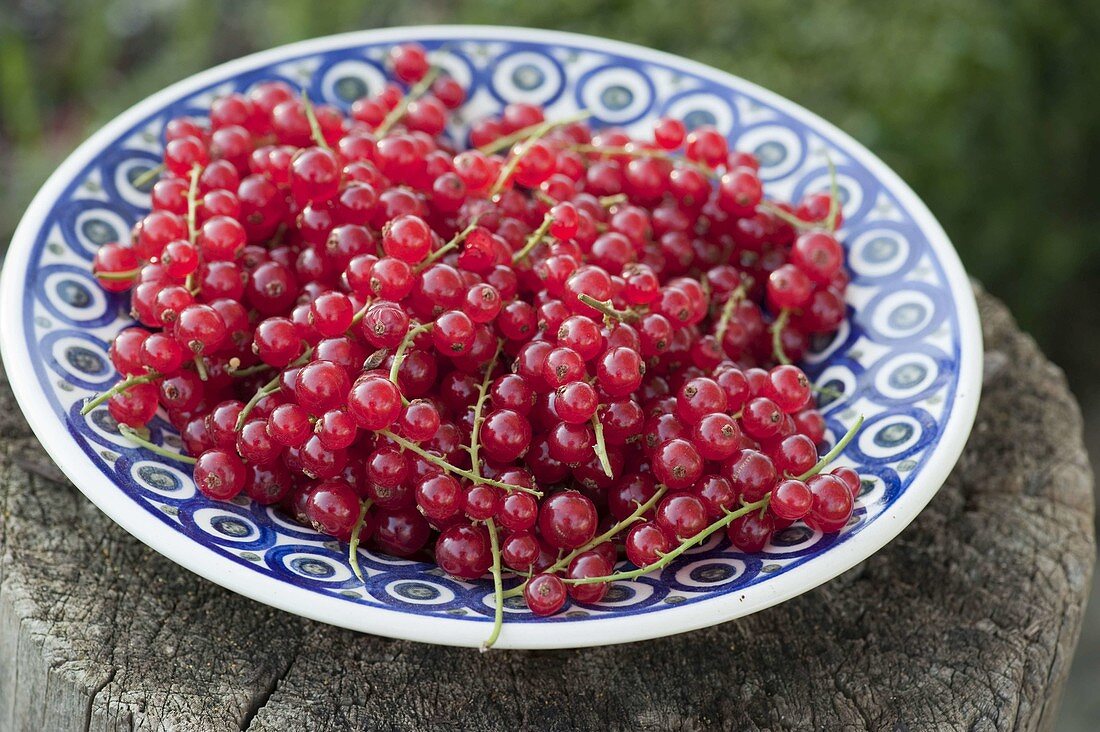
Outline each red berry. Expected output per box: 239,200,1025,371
651,438,703,491
347,375,402,430
194,448,247,500
566,551,613,604
770,479,813,521
525,573,567,616
435,524,492,579
538,490,597,550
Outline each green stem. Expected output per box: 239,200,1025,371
236,347,315,430
374,66,441,137
811,383,845,401
132,163,165,189
388,323,433,386
80,372,160,415
235,375,282,430
567,143,716,178
193,355,208,382
228,361,274,378
590,412,613,478
95,267,143,281
415,216,483,274
348,499,373,583
824,152,841,233
482,518,505,651
577,294,641,324
511,211,553,264
118,424,197,464
795,414,864,481
349,298,374,327
476,111,592,155
564,496,771,586
713,282,748,346
489,116,583,198
469,339,505,480
598,193,628,208
771,309,792,366
301,90,332,152
186,164,201,244
759,202,813,231
502,484,670,599
379,430,543,497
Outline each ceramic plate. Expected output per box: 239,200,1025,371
0,26,981,648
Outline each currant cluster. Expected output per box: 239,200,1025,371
87,42,859,646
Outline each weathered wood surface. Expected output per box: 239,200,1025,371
0,288,1093,731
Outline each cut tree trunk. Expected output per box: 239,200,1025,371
0,287,1093,731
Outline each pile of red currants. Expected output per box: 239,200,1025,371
87,42,861,646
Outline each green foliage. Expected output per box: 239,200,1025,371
1,0,1097,384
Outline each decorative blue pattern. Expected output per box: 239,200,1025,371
11,32,962,627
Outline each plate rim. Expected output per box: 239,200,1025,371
0,24,983,649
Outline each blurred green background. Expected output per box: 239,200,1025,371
0,0,1097,727
3,0,1099,402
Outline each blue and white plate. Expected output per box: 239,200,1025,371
0,27,981,648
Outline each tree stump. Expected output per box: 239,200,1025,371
0,288,1093,731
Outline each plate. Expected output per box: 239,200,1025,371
0,26,981,648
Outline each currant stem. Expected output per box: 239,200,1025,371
759,201,813,231
825,152,841,233
590,412,614,478
567,143,716,179
415,215,483,274
348,499,373,583
301,90,332,152
193,355,209,382
235,376,281,430
531,191,558,208
511,211,553,264
713,282,748,347
501,484,670,599
795,414,864,481
482,517,505,651
771,308,792,366
576,294,641,324
95,267,144,281
349,297,375,327
388,323,433,386
186,164,201,244
489,115,587,198
379,430,543,497
598,193,628,208
374,66,442,137
476,111,593,155
132,163,165,189
228,362,274,378
80,372,161,415
234,348,311,430
117,424,197,464
563,495,771,586
811,383,845,401
468,339,504,480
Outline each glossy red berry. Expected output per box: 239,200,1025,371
651,438,703,491
538,490,597,550
525,573,567,616
347,375,402,430
194,448,247,500
480,409,532,463
770,479,813,521
435,524,492,580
